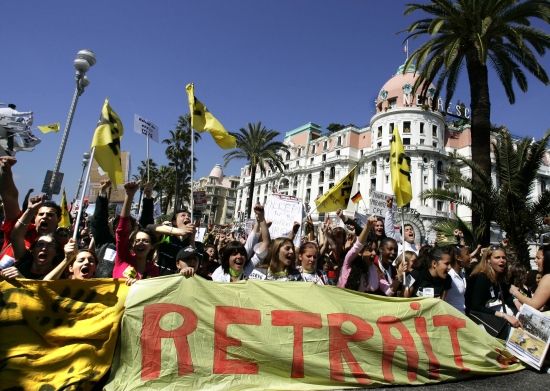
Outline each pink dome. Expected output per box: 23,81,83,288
209,164,223,182
376,63,434,113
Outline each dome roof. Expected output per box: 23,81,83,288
209,164,223,181
376,63,435,112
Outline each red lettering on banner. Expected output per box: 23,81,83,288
272,310,322,378
414,316,440,379
377,316,419,382
140,304,198,380
328,313,373,385
213,306,261,374
433,315,470,373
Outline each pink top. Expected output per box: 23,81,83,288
337,239,379,292
112,216,159,279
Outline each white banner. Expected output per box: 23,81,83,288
264,194,304,246
133,114,159,143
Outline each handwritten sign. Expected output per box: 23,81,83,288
264,194,304,246
369,191,392,216
133,114,159,143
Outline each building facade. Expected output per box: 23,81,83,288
235,63,550,243
195,164,240,225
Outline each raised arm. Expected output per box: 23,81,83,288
254,204,270,258
10,195,44,260
121,181,139,218
89,180,113,248
44,239,77,280
139,182,154,227
0,156,21,220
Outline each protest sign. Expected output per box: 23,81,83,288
369,191,392,216
506,304,550,370
106,276,522,390
264,194,304,246
195,227,207,243
134,114,159,143
0,279,128,390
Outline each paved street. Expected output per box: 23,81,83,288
369,368,550,390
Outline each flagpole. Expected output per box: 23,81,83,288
146,133,150,182
400,207,406,282
190,127,194,223
72,147,95,241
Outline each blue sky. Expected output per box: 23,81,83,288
2,0,549,203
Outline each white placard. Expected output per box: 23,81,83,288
369,191,392,216
195,227,207,243
133,114,159,143
264,194,304,247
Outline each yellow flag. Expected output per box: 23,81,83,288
185,83,236,149
390,126,412,207
58,188,71,228
314,166,356,213
91,99,124,185
37,122,61,133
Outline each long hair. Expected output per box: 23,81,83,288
129,226,158,262
266,237,297,273
299,241,320,271
470,245,507,284
345,240,376,291
220,241,249,274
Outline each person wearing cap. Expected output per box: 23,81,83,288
176,246,199,278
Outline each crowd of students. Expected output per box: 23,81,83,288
1,155,549,345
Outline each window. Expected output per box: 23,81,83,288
311,145,316,154
437,161,443,174
296,161,300,167
293,177,298,187
371,161,377,174
437,180,443,189
385,175,389,184
329,183,334,189
336,150,340,156
324,141,328,151
419,139,425,145
293,190,297,197
388,98,397,108
360,150,364,157
371,178,377,189
433,141,438,148
424,176,428,185
437,201,444,211
403,138,410,145
319,171,325,182
322,154,326,162
329,167,335,180
310,157,314,164
403,121,411,133
420,122,425,134
389,122,395,133
286,152,291,161
284,164,289,170
297,148,301,157
432,125,438,137
337,136,342,146
377,126,383,138
377,142,382,148
319,186,324,196
307,174,312,185
305,189,311,203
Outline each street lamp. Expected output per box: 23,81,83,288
45,49,96,198
74,151,91,202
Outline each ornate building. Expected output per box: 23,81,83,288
235,63,550,243
195,164,239,225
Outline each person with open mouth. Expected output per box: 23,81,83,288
43,238,98,280
0,234,60,280
212,204,270,283
249,236,302,282
112,181,159,285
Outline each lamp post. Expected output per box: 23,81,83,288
74,151,91,202
45,49,96,199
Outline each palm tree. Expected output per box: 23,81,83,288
423,129,550,265
156,165,176,214
224,122,289,218
163,115,200,210
404,0,550,243
137,159,159,184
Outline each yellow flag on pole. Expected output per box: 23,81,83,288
37,122,61,134
185,83,236,149
58,188,71,228
91,99,124,185
390,126,412,207
314,166,356,213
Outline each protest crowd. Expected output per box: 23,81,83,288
1,153,549,357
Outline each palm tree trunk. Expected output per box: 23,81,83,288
174,165,180,211
246,164,257,219
466,56,492,245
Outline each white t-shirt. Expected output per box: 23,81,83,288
445,268,466,313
